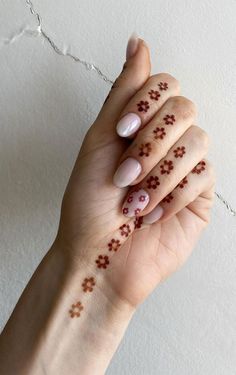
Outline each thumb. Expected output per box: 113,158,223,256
94,35,151,131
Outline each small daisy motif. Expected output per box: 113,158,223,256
174,146,186,158
82,277,95,292
153,127,166,140
163,193,174,203
95,255,109,269
137,100,150,112
139,195,146,202
178,176,188,189
148,90,161,101
134,208,141,216
146,176,160,189
69,301,84,318
119,224,131,237
134,216,143,229
108,239,121,252
158,82,168,91
139,142,152,157
192,161,206,174
160,160,174,175
127,196,133,203
163,114,176,125
123,207,129,215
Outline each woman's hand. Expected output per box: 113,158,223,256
58,37,215,308
0,36,216,375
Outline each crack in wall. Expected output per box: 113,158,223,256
25,0,113,84
2,0,236,217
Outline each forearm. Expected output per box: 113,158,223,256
0,242,134,375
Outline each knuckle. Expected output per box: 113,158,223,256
168,96,197,119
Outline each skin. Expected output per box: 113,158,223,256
0,39,215,374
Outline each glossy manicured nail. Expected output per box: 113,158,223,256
126,32,139,60
116,113,141,137
122,189,149,217
143,205,164,224
113,158,142,188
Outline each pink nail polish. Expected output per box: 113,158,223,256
113,158,142,188
116,113,141,137
126,32,139,60
143,205,164,224
122,189,149,217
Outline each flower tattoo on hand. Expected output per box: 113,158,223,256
153,127,166,140
160,160,174,175
69,301,84,318
82,277,95,292
139,142,152,157
163,114,176,125
137,100,150,112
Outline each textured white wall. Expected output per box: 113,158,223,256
0,1,236,374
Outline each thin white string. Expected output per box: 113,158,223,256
10,1,233,218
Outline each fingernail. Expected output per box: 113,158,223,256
116,113,141,137
122,189,149,217
126,32,139,60
143,205,164,224
113,158,142,188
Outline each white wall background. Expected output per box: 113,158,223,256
0,1,236,374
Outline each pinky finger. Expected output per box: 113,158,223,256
143,159,215,224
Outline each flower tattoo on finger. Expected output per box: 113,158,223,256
174,146,186,158
148,90,161,101
153,127,166,140
139,142,152,157
108,239,121,252
137,100,150,112
158,82,168,91
163,193,174,203
192,160,206,174
160,160,174,174
163,114,176,125
146,176,160,189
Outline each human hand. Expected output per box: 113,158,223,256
57,36,215,310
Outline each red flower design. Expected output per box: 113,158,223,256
119,224,131,237
108,239,121,252
137,100,150,112
174,146,186,158
134,208,141,216
82,277,95,292
153,127,166,140
139,195,146,202
127,196,133,203
139,142,152,157
158,82,168,91
123,207,129,215
163,114,176,125
148,90,161,101
95,255,109,269
146,175,160,189
69,301,84,318
160,160,174,175
134,216,143,229
163,193,174,203
178,176,188,189
192,161,206,174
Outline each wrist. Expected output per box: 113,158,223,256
51,239,135,374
